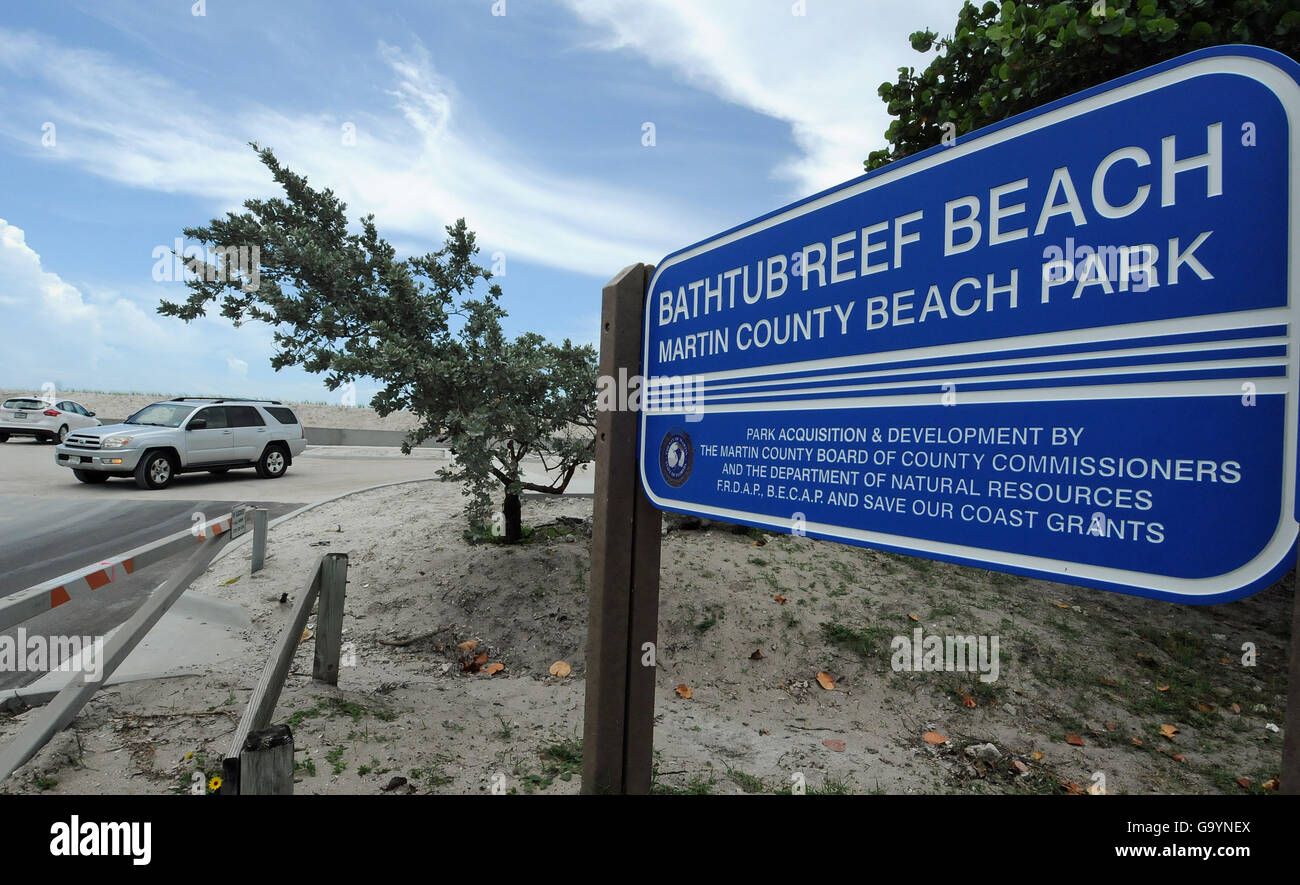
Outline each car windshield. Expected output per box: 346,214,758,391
125,403,196,427
3,398,49,410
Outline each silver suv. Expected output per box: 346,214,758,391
54,397,308,489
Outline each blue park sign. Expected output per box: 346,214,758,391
639,46,1300,604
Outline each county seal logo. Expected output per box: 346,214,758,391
659,429,693,487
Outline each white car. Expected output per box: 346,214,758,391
0,396,102,444
54,397,307,489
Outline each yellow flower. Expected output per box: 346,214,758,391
184,752,193,760
208,776,222,792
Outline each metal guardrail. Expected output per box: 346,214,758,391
0,534,230,782
0,507,252,633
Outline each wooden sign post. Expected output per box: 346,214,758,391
1283,567,1300,795
581,263,662,795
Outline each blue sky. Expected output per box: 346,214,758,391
0,0,965,406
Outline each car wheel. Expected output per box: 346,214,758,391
0,433,8,443
256,444,288,479
134,451,175,490
56,425,69,444
73,469,110,484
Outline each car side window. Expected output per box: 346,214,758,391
229,406,266,427
71,403,88,416
194,407,228,429
265,407,299,424
56,401,72,412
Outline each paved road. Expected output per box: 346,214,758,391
0,438,591,692
0,437,453,504
0,440,454,692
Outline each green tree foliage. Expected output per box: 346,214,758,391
866,0,1300,171
159,144,596,543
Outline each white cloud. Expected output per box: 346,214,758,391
559,0,964,194
0,29,704,277
226,357,249,378
0,218,279,395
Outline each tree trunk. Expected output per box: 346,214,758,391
503,491,522,543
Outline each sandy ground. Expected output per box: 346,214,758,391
0,389,420,432
0,478,1291,795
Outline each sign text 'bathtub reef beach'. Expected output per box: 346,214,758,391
640,46,1300,604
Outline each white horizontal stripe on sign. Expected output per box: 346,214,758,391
641,377,1290,415
647,308,1293,387
644,355,1284,408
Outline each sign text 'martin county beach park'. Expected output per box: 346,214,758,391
639,46,1300,604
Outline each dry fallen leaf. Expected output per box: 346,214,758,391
483,662,504,675
961,693,977,708
457,640,478,652
1013,760,1029,774
1064,781,1086,795
816,671,835,690
773,595,786,605
1066,734,1085,747
1131,737,1144,746
1099,676,1116,687
1159,724,1179,739
474,651,489,665
549,660,572,678
675,684,693,699
822,739,846,752
1235,777,1254,789
1172,754,1188,764
1263,778,1279,790
1031,751,1044,761
1051,601,1070,609
907,613,919,622
1231,702,1242,714
922,731,948,746
750,649,764,660
1157,684,1170,692
300,628,313,642
1197,703,1214,712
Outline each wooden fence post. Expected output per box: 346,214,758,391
239,725,294,795
251,508,269,574
313,553,348,685
582,262,662,795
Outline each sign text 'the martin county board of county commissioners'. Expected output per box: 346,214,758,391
639,46,1300,604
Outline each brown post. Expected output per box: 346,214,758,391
239,725,294,795
1282,555,1300,794
582,263,662,795
313,552,348,685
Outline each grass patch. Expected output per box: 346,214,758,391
822,619,895,662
